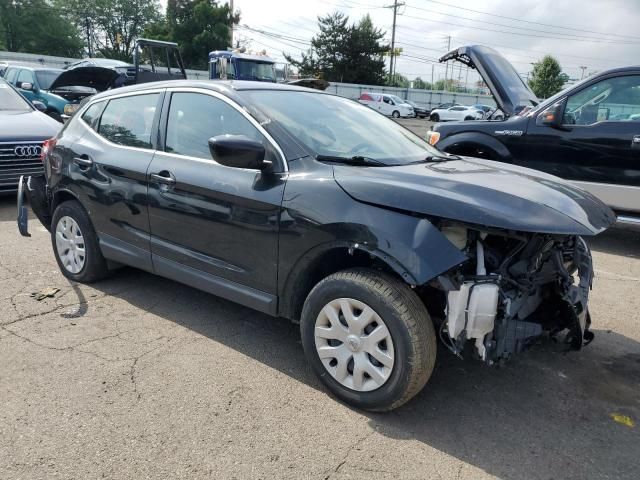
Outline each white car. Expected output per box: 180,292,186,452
358,92,414,118
429,105,483,122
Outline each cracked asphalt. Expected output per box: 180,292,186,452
1,189,639,479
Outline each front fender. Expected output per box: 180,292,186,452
437,131,513,161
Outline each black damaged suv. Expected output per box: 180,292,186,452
427,45,640,228
18,80,615,411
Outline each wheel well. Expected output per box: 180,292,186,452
281,247,401,322
52,190,79,211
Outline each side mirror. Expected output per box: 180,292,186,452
208,135,267,170
21,82,34,91
536,101,564,128
32,100,46,112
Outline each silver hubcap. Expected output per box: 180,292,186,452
55,216,86,274
314,298,395,392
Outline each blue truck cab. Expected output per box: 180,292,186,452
208,50,277,82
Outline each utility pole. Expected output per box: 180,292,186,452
431,64,434,87
443,35,451,91
579,65,587,79
385,0,404,85
229,0,234,48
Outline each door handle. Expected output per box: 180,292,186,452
73,155,93,168
150,172,176,186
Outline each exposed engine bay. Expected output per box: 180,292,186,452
435,224,594,364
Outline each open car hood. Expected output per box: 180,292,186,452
439,45,539,116
48,67,121,92
333,158,615,236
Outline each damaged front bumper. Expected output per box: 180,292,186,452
17,175,51,237
439,227,595,364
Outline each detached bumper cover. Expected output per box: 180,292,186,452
16,175,51,237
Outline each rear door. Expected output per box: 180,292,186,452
146,89,287,308
64,90,164,271
520,73,640,213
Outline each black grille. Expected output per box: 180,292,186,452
0,142,44,192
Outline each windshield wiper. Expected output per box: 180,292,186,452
316,155,386,167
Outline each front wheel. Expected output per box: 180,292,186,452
430,113,439,122
392,110,400,118
51,200,109,283
300,268,437,411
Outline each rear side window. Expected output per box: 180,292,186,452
81,101,106,131
98,94,160,148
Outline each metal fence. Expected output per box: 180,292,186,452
326,82,495,108
1,50,495,108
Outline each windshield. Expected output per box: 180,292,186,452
0,82,31,111
231,60,275,81
389,95,405,104
35,70,61,90
243,90,441,164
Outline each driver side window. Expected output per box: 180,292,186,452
165,92,275,162
563,75,640,125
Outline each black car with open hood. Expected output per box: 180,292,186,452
439,45,539,117
430,45,640,230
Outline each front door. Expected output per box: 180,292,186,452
519,74,640,212
146,90,287,307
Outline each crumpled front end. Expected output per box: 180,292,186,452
435,224,595,363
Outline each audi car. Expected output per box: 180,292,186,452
0,78,60,194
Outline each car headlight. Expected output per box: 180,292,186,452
426,130,440,146
63,104,80,116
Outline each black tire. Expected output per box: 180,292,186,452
51,200,109,283
430,113,439,122
392,110,400,118
464,116,474,121
300,268,437,412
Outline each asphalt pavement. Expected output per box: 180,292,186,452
1,133,638,479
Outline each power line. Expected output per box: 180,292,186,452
403,4,638,43
415,0,640,41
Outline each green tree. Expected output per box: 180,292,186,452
285,11,387,84
56,0,162,60
528,55,566,99
412,77,432,90
144,0,236,69
0,0,83,56
386,72,409,87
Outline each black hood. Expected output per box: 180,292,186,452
333,157,616,236
48,67,121,92
440,45,539,116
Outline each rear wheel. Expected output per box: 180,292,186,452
464,116,474,121
51,200,109,283
392,110,400,118
430,113,439,122
301,268,437,411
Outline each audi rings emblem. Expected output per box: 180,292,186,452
14,145,42,157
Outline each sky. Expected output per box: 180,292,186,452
168,0,640,86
